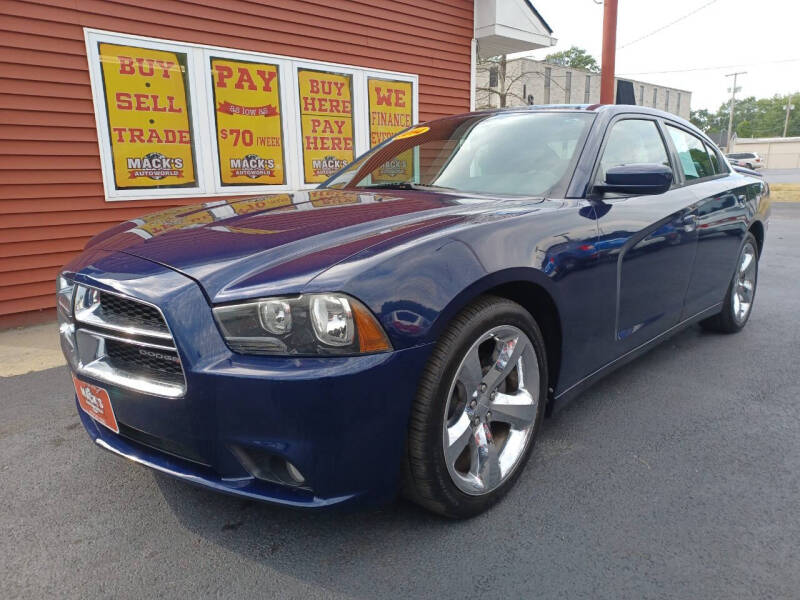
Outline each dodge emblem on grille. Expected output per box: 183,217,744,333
138,348,179,363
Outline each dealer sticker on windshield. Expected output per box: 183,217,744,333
72,375,119,433
394,125,430,140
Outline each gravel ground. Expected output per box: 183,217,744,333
2,205,798,600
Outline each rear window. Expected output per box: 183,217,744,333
667,125,715,181
704,142,726,174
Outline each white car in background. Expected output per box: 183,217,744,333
727,152,764,169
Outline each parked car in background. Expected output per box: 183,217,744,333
58,105,770,518
727,152,764,169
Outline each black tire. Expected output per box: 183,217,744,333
700,232,759,333
402,295,548,518
746,163,754,169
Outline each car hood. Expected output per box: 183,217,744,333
91,189,546,302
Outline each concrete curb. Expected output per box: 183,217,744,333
0,321,65,377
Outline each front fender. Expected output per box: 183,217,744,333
305,237,487,350
426,266,562,342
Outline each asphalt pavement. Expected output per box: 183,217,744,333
761,168,800,184
2,205,799,600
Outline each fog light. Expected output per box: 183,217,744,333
230,445,308,489
285,461,305,485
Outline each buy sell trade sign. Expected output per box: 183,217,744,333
99,43,196,189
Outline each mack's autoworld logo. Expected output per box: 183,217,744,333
311,155,348,177
127,152,184,180
378,158,408,176
79,385,104,415
229,154,276,179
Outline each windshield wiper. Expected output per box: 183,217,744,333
359,182,453,191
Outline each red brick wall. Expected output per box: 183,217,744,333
0,0,473,327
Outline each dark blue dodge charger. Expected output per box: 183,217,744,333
59,105,769,517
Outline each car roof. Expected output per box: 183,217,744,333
461,104,710,146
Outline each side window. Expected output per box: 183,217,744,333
704,142,726,174
666,125,714,181
597,119,670,182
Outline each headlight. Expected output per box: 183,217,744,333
213,293,392,356
56,274,74,316
56,273,76,357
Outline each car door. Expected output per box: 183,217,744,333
664,125,753,317
589,116,699,358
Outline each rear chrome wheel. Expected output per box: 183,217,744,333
443,325,539,495
402,296,547,518
700,232,759,334
732,241,757,325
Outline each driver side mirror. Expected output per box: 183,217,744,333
593,164,673,196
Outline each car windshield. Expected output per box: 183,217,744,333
323,111,594,197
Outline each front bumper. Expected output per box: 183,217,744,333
62,249,433,508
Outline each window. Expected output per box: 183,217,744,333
544,67,551,104
565,71,572,103
489,66,499,88
639,85,645,105
85,29,417,200
652,88,658,107
597,119,670,182
677,93,681,114
704,142,726,174
665,90,670,111
585,75,591,103
666,125,715,180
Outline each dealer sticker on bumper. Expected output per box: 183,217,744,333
72,374,119,433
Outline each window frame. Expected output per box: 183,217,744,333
84,28,418,201
662,121,730,187
587,114,678,198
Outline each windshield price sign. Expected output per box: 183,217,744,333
368,78,414,183
211,58,285,186
297,69,355,184
99,43,196,189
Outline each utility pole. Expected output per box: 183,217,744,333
725,71,745,151
600,0,618,104
783,95,795,137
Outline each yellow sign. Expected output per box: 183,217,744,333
368,78,415,182
211,58,285,186
99,43,196,189
297,69,354,184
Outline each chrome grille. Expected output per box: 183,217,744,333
104,338,183,385
97,291,169,335
59,281,187,398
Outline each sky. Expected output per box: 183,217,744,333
512,0,798,112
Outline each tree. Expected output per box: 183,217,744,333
544,46,600,73
691,93,800,138
690,108,713,132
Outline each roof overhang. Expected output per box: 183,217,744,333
475,0,557,57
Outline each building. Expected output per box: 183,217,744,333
476,57,692,121
0,0,557,328
729,136,800,168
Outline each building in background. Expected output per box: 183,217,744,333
728,136,800,168
476,57,692,121
0,0,557,328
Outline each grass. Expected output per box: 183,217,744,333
769,183,800,203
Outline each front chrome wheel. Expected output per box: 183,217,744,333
442,325,539,495
733,240,757,325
